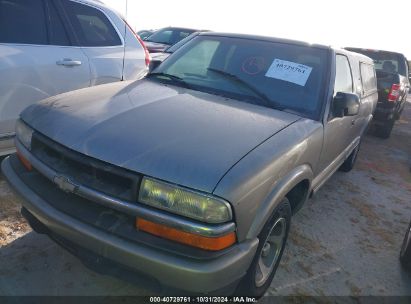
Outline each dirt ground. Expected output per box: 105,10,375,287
0,100,410,297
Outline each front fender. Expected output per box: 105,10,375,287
213,119,323,241
245,165,313,239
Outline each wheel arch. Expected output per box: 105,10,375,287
245,164,313,239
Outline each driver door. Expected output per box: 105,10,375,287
317,54,360,178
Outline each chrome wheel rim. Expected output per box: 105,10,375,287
255,217,286,287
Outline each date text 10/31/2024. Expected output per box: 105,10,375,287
149,296,258,303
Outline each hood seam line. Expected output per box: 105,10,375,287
211,117,303,195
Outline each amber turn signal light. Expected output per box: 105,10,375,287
16,150,32,171
136,218,236,251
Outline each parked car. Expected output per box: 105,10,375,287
345,48,410,138
150,31,207,70
400,219,411,271
2,33,377,297
0,0,150,156
143,27,197,53
137,29,155,40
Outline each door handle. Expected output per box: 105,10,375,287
56,59,82,67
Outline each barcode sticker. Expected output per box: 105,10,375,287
265,59,312,86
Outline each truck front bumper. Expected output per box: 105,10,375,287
1,156,258,294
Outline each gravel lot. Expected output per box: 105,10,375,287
0,99,410,297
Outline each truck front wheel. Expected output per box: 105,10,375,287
235,198,291,298
339,142,360,172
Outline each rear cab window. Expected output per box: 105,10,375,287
0,0,48,45
62,0,121,47
360,62,377,95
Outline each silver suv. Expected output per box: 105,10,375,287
0,0,150,156
2,33,377,297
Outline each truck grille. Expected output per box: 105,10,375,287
31,133,141,202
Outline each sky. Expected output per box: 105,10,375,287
103,0,411,59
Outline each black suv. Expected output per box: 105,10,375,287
345,48,410,138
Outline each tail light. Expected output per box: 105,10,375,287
136,34,151,67
388,84,401,102
123,20,151,67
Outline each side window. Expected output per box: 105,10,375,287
47,0,70,46
0,0,48,45
63,0,121,47
334,55,353,94
360,63,377,94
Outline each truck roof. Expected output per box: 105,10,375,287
340,49,375,64
200,32,331,50
199,32,374,64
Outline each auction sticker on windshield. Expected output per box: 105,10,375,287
265,59,312,86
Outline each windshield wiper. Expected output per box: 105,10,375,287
147,72,189,88
207,68,283,110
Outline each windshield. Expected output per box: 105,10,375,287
153,35,329,118
145,28,195,45
138,30,153,40
166,32,199,53
352,50,408,77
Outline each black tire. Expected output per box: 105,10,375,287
339,142,360,172
395,102,405,120
400,221,411,271
235,198,291,298
376,119,394,139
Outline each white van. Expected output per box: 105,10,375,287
0,0,150,155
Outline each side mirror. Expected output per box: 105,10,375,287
148,59,162,72
332,92,360,118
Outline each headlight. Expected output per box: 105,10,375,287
138,177,232,224
16,119,33,150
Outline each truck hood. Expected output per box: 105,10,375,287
21,80,300,193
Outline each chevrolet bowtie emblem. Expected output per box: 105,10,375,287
53,175,78,193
